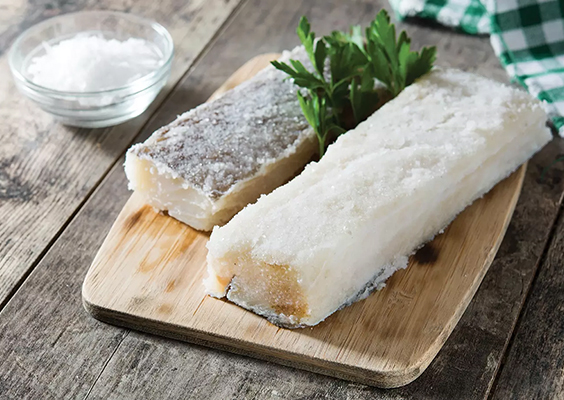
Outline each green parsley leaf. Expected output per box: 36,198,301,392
297,16,315,65
271,10,436,159
366,10,437,96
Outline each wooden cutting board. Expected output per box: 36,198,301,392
82,54,526,388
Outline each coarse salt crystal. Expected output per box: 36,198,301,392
26,33,164,92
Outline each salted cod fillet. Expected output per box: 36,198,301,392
205,68,552,328
124,47,316,231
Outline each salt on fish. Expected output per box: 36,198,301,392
124,46,317,231
205,68,552,328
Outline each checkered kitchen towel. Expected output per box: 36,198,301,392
390,0,564,135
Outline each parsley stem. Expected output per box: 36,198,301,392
318,134,325,158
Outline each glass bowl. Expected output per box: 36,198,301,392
8,11,174,128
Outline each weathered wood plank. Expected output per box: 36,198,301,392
0,0,243,307
0,168,131,399
1,0,563,399
490,195,564,398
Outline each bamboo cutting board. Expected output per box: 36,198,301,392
82,54,526,388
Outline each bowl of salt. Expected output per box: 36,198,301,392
8,11,174,128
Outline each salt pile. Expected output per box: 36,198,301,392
26,34,163,92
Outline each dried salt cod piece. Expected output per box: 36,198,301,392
124,46,316,231
205,68,552,328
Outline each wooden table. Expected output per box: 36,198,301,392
1,0,564,398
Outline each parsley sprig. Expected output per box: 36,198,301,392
272,10,436,158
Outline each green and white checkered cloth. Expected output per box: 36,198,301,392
389,0,564,135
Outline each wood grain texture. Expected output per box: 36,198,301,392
491,200,564,399
0,167,131,400
0,0,243,307
2,0,564,398
82,53,527,388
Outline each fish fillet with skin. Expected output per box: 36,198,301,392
205,68,552,328
124,47,316,231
